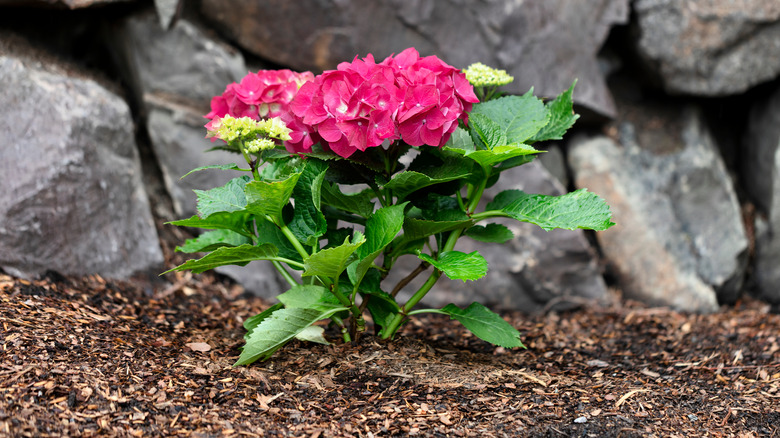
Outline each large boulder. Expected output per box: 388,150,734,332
742,84,780,305
569,106,748,311
388,160,610,312
115,11,246,106
0,0,130,8
113,11,247,217
111,12,286,294
201,0,628,118
634,0,780,95
0,36,163,279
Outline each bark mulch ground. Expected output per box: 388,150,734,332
1,269,779,438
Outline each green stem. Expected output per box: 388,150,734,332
271,260,298,287
470,210,510,222
330,314,351,342
467,169,489,214
240,144,261,181
380,269,441,340
380,168,492,340
407,308,448,316
456,189,466,212
272,258,305,269
277,223,309,260
368,181,388,208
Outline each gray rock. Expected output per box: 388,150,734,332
215,262,287,300
0,42,163,279
115,11,246,106
0,0,130,8
568,107,748,311
111,13,287,294
145,97,245,217
537,143,569,189
387,160,609,313
634,0,780,96
201,0,628,117
742,85,780,304
113,11,248,217
154,0,181,30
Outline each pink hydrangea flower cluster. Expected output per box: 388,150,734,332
204,69,314,138
285,48,479,158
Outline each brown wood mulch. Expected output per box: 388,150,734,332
1,270,779,438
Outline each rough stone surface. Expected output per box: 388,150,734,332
115,12,248,217
154,0,181,30
569,106,748,311
743,84,780,304
388,160,609,313
0,44,164,279
0,0,130,8
145,98,245,217
201,0,628,117
634,0,780,95
215,262,286,300
115,12,246,106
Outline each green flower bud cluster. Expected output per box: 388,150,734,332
245,138,276,153
465,63,514,87
207,115,292,145
258,117,293,142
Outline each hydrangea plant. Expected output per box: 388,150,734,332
164,48,614,365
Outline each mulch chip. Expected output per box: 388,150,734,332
1,272,778,437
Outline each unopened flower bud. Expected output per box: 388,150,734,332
465,63,514,87
245,138,276,153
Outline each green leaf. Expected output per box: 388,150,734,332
294,326,330,345
464,224,514,244
531,80,579,143
235,306,347,365
487,188,615,231
303,234,365,279
467,144,541,168
254,217,302,263
162,243,278,274
323,227,355,249
417,250,488,282
277,284,343,311
260,157,305,181
168,211,253,238
260,148,296,161
289,160,328,246
321,182,375,218
176,229,252,253
245,172,301,220
403,218,472,241
494,155,537,172
180,163,248,179
363,290,401,329
243,303,284,340
440,302,525,349
469,90,550,145
195,176,249,217
445,126,476,152
469,113,508,150
445,143,541,169
384,161,471,200
348,203,407,286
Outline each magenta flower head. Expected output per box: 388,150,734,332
204,69,314,141
287,48,479,158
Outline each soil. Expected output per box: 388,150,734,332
1,201,779,438
2,262,779,438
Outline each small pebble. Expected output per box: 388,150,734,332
688,414,698,421
574,416,588,424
